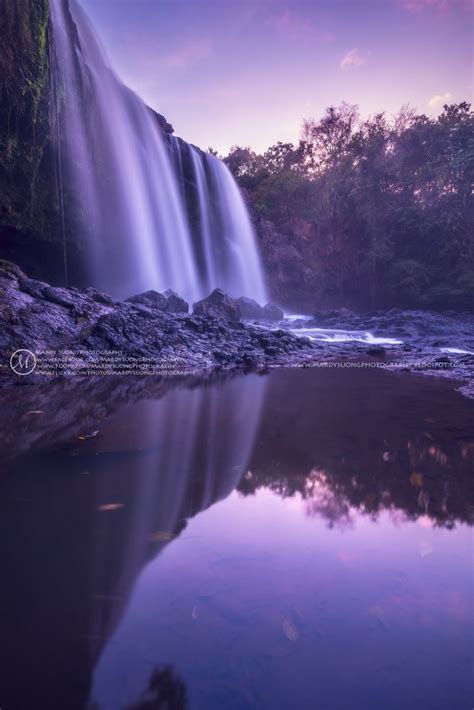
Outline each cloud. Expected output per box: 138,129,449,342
161,39,212,69
401,0,472,12
340,48,370,71
266,9,313,38
428,91,453,107
265,8,334,43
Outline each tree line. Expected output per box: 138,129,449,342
222,102,473,311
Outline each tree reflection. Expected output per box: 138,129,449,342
126,666,187,710
239,370,474,529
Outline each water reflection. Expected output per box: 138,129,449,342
87,376,265,654
0,369,472,709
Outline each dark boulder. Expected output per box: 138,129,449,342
163,289,188,314
262,303,284,321
193,289,241,322
126,290,169,311
367,346,386,357
235,297,265,320
0,260,27,281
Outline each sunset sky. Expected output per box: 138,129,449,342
80,0,473,154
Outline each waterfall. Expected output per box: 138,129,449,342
50,0,267,304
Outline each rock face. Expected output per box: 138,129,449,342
0,1,54,235
0,262,315,381
126,290,169,311
233,297,284,321
235,297,265,320
164,289,188,314
262,303,284,321
193,289,241,322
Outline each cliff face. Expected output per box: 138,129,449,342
255,213,356,312
0,1,176,288
0,0,65,280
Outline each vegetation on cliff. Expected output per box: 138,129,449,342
225,102,474,312
0,0,57,240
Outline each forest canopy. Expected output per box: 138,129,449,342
223,102,474,311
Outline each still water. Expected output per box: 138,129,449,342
0,369,472,710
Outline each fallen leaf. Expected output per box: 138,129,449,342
282,619,299,641
79,430,99,440
97,503,124,512
382,451,392,462
149,530,174,542
25,410,44,415
419,542,433,558
410,473,424,487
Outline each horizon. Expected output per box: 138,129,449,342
79,0,473,154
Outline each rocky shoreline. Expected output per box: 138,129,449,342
1,260,473,396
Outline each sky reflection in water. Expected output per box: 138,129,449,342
0,369,472,710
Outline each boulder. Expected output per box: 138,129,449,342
235,297,265,320
367,346,386,357
193,289,241,322
262,303,284,321
126,290,169,311
163,289,188,313
0,260,27,281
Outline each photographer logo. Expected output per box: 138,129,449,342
10,349,37,376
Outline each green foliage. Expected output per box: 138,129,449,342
225,102,474,310
0,0,58,240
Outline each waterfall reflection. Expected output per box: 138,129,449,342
87,375,266,652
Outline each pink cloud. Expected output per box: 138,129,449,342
270,9,311,36
340,48,370,71
265,8,334,43
161,39,212,69
428,91,453,107
401,0,473,11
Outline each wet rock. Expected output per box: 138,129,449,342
163,289,188,314
193,289,241,322
126,290,169,311
367,346,386,357
313,307,355,321
18,278,47,300
235,297,265,320
0,260,27,281
85,287,114,305
262,303,284,321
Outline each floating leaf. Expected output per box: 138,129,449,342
25,410,44,415
410,472,424,487
79,430,99,440
149,530,174,542
97,503,124,512
282,619,299,641
419,542,433,558
382,452,392,462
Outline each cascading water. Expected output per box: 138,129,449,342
50,0,267,304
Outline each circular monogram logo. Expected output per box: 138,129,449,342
10,349,37,376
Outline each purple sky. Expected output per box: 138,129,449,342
80,0,473,153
